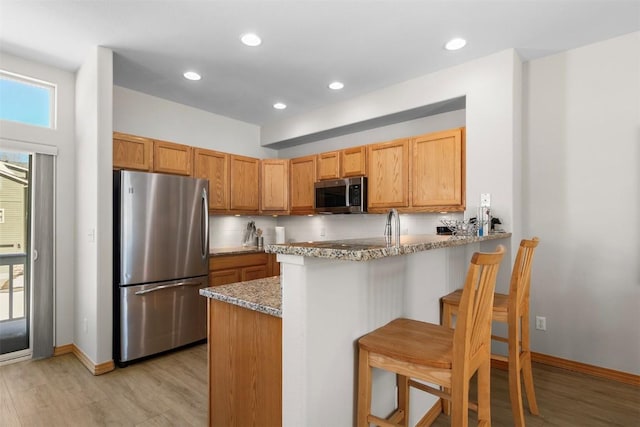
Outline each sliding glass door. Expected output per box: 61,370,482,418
0,151,31,360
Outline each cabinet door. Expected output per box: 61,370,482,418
153,140,193,176
210,269,241,286
367,139,409,210
261,159,289,214
411,128,464,209
341,146,367,177
241,265,268,281
267,253,280,277
194,148,229,212
317,151,341,180
113,132,153,171
230,154,260,213
289,155,317,215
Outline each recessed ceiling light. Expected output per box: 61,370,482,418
328,81,344,90
241,33,262,47
273,102,287,110
183,71,201,81
444,38,467,51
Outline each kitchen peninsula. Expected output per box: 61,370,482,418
200,233,511,427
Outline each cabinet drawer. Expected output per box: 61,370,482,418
209,253,269,271
241,265,268,281
210,269,241,286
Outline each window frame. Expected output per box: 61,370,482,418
0,70,57,129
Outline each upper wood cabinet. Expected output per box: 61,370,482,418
317,151,341,181
410,128,465,210
115,127,465,216
367,138,410,211
113,132,153,171
261,159,289,214
317,147,367,180
341,146,367,177
229,154,260,214
290,155,317,215
193,148,229,212
153,139,193,176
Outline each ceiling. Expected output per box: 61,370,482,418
1,1,639,126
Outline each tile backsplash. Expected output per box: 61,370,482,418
209,212,463,249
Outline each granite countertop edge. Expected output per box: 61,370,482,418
200,276,282,318
264,233,511,261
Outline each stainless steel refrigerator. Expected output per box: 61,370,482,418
113,170,209,366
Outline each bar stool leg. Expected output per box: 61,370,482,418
397,374,409,426
441,302,453,416
477,358,491,425
357,348,372,426
451,373,470,427
509,315,526,427
521,309,540,415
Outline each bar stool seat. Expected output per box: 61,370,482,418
357,245,505,427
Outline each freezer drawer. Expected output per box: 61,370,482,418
118,276,207,363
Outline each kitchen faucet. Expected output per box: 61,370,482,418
384,208,400,248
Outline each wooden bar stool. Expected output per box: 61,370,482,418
441,238,540,427
357,245,505,427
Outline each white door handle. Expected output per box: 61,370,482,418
33,249,38,261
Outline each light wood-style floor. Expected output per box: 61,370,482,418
1,343,638,426
0,344,208,427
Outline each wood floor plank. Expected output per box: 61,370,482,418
430,362,640,426
135,413,175,427
1,344,637,426
0,375,21,427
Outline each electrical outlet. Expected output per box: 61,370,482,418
320,227,326,237
535,316,546,331
480,193,491,207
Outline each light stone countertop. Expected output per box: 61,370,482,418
199,276,281,318
264,233,511,261
201,233,510,318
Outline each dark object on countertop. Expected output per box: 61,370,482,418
436,226,453,235
492,217,502,231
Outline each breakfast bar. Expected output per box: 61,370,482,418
201,233,511,427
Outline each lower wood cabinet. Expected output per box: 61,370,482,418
209,252,279,286
207,299,282,426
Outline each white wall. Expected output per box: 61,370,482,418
113,86,274,158
74,46,113,364
0,52,76,347
524,32,639,374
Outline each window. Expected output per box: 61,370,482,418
0,71,56,129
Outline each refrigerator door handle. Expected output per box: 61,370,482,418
201,186,208,259
134,281,200,295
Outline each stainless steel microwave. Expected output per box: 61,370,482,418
314,177,367,214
